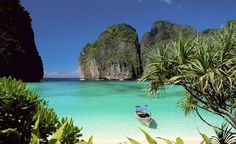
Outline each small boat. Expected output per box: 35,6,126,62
135,105,152,127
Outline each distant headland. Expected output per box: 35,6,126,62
78,20,236,80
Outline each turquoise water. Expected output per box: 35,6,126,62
28,81,223,143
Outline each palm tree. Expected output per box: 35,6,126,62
210,124,236,144
140,22,236,129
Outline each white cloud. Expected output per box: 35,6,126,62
44,70,79,78
160,0,172,5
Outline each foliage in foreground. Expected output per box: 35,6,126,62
210,124,236,144
128,128,236,144
140,22,236,129
0,77,82,144
30,116,93,144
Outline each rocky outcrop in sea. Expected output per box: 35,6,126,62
79,20,236,80
140,20,197,49
79,24,142,80
0,0,44,82
140,20,197,74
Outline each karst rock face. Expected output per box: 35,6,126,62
79,20,236,80
79,24,142,80
140,20,197,49
140,20,197,74
0,0,44,82
229,20,236,27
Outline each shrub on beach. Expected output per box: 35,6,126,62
128,128,236,144
59,117,83,144
0,77,44,143
0,77,82,144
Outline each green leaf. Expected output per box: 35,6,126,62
169,76,181,82
199,131,210,144
49,120,68,144
75,136,93,144
157,137,172,144
175,137,184,144
21,106,29,110
76,141,89,144
127,137,141,144
139,128,157,144
87,136,93,144
0,128,16,134
30,116,40,144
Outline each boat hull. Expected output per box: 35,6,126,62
135,112,152,127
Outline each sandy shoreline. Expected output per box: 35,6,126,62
91,137,202,144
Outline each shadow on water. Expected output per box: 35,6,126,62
149,119,157,129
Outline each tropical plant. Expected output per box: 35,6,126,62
76,136,93,144
30,116,92,144
0,77,44,143
0,77,83,143
210,124,236,144
140,23,236,129
59,117,83,144
35,107,59,143
127,128,212,144
127,128,158,144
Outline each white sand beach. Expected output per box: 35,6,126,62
94,137,202,144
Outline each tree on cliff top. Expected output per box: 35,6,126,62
140,23,236,129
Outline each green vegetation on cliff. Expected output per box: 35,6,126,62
0,0,43,82
79,20,236,80
140,21,197,75
79,24,142,80
141,20,197,49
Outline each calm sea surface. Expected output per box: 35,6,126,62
27,80,223,142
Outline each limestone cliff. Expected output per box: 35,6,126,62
79,20,236,80
140,20,197,49
140,21,197,74
0,0,44,82
79,24,142,80
201,28,219,36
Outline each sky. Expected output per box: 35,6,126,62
20,0,236,78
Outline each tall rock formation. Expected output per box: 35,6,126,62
0,0,43,82
140,20,197,49
140,21,197,74
79,20,235,80
201,28,219,36
79,24,142,80
201,20,236,37
228,20,236,27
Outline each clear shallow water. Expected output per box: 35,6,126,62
28,81,223,143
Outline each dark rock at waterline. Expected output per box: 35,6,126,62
79,24,142,80
0,0,44,82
